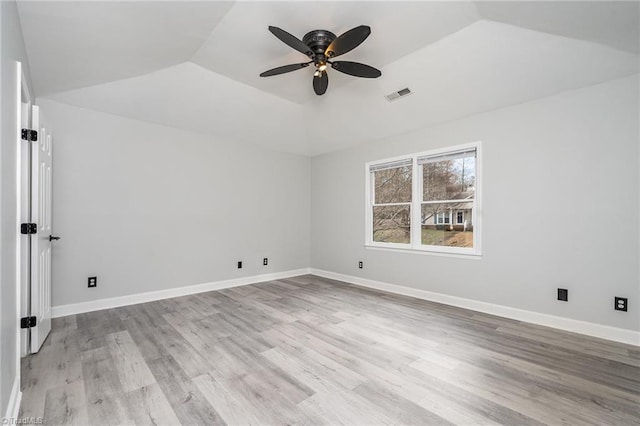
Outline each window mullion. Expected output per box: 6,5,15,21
372,203,411,207
422,199,475,204
411,157,421,248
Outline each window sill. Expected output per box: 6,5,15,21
364,244,483,260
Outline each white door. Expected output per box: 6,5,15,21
29,105,53,352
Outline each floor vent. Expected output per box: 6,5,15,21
385,88,412,102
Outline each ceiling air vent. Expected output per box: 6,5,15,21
385,88,412,102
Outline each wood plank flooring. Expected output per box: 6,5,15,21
19,275,640,425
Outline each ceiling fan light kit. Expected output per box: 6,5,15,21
260,25,382,96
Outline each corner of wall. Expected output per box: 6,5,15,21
3,377,21,421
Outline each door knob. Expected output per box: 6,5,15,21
49,235,61,241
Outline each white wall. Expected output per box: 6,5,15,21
311,75,639,333
38,99,310,307
0,0,33,418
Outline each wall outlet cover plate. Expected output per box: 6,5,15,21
615,297,628,312
557,288,568,301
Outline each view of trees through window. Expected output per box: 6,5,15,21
372,164,412,244
370,148,477,251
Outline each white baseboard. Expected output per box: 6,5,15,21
4,376,22,421
309,268,640,346
51,266,639,346
52,269,311,318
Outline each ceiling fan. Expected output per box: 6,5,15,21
260,25,382,96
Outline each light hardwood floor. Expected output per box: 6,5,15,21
19,275,640,425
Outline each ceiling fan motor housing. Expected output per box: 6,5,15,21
303,30,336,56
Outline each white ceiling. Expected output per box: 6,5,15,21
17,1,640,156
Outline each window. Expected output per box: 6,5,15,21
366,142,481,256
436,212,450,224
370,159,412,244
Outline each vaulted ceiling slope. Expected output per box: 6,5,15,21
17,1,639,156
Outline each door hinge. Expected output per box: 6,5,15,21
21,128,38,142
20,316,36,329
21,223,37,234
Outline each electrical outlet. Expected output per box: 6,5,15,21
237,261,242,269
615,297,628,312
557,288,568,302
263,258,268,266
358,261,363,269
88,277,97,288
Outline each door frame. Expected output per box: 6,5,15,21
18,62,31,357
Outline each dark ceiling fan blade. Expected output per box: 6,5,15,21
260,63,310,77
313,71,328,95
331,61,381,78
268,26,314,57
325,25,371,58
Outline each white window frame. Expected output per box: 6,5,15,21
365,141,482,257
